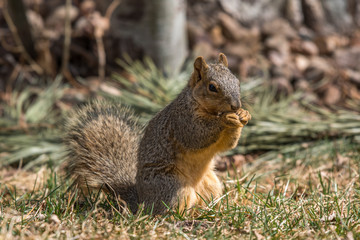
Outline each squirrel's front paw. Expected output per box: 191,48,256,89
222,112,242,128
237,109,251,126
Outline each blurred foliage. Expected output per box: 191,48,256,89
237,88,360,154
1,77,64,128
110,56,193,122
0,77,66,169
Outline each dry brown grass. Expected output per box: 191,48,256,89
1,141,359,239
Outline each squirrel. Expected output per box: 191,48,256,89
64,53,251,215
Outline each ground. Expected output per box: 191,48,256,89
1,140,359,239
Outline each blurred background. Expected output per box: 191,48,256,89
0,0,359,171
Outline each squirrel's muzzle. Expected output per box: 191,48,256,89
230,99,241,111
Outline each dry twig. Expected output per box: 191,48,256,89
3,0,43,74
93,0,121,82
61,0,82,88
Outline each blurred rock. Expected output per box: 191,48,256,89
304,66,324,82
297,26,316,39
349,85,360,100
315,35,349,54
321,0,353,32
74,16,93,36
225,42,254,59
46,5,79,28
301,41,319,56
323,84,341,105
265,35,290,68
271,76,293,94
262,18,297,39
218,13,250,41
219,0,283,25
209,25,225,47
291,39,319,56
315,36,337,54
268,51,286,66
238,57,269,79
344,69,360,84
350,31,360,47
187,21,208,48
192,41,215,60
80,0,96,16
304,56,334,82
355,1,360,27
301,0,326,33
285,0,303,27
294,54,310,72
334,46,360,70
295,78,311,91
270,64,294,80
265,35,290,54
26,10,44,38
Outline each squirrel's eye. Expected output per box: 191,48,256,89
209,84,217,92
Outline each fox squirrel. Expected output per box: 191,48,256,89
64,53,251,215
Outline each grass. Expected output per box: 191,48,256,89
1,140,359,239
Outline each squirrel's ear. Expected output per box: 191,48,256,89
218,53,228,67
190,56,208,87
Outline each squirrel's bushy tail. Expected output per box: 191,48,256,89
64,100,140,210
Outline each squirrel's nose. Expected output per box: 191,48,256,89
230,100,241,111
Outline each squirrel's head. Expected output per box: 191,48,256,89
189,53,241,115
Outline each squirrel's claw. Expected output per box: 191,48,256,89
237,109,251,126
